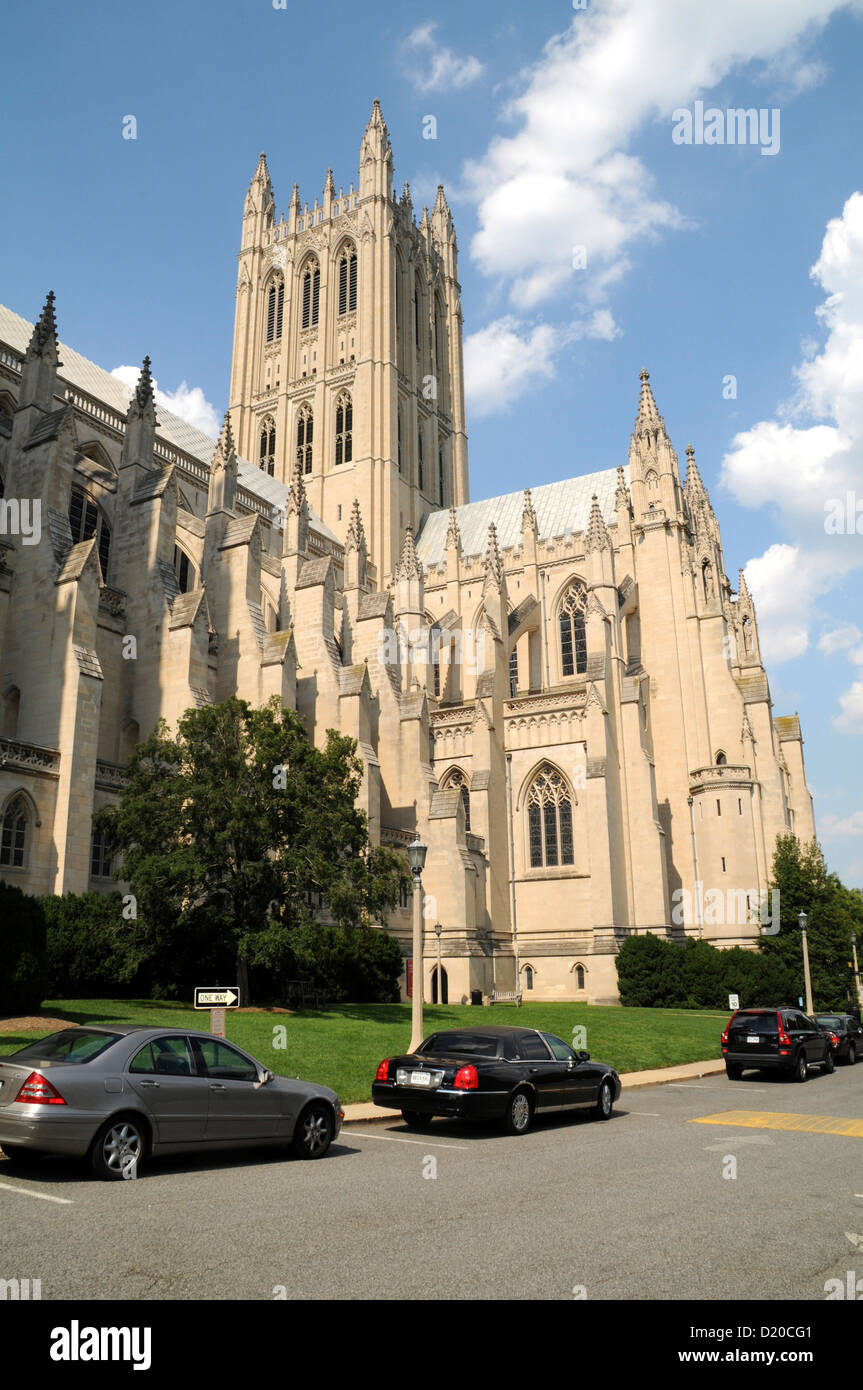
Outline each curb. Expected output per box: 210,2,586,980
340,1056,727,1123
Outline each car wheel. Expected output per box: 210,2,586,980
90,1115,147,1181
847,1043,856,1066
504,1088,534,1135
1,1145,46,1167
725,1064,742,1080
793,1051,808,1083
594,1079,614,1120
401,1110,435,1130
824,1048,835,1074
291,1102,334,1160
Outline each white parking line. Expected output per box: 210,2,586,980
625,1110,662,1116
668,1084,767,1092
0,1180,73,1205
345,1130,470,1150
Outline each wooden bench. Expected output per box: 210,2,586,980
488,989,523,1007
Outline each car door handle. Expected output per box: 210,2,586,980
138,1080,159,1088
210,1083,227,1092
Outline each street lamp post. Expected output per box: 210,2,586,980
408,835,427,1052
798,911,814,1016
851,931,863,1010
434,921,443,1006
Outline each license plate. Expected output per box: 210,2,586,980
410,1070,431,1086
747,1036,759,1043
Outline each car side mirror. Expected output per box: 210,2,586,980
256,1068,274,1086
576,1050,590,1062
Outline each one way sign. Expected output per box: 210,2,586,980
194,987,240,1009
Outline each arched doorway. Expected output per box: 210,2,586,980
431,965,448,1005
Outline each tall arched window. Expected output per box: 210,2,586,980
296,404,313,474
575,964,586,990
266,276,284,343
397,407,403,474
526,765,574,869
69,485,111,581
417,425,424,492
645,470,658,493
559,582,588,677
509,646,519,698
301,259,320,329
434,299,445,372
259,416,276,475
337,244,357,316
172,546,196,594
0,794,30,868
335,392,352,466
442,767,471,832
524,965,534,991
2,686,20,739
438,445,445,505
90,822,113,880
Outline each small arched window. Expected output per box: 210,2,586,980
715,751,727,766
645,470,659,493
266,276,284,343
301,259,320,329
259,416,276,475
173,546,196,594
335,392,353,466
575,964,586,990
69,485,111,581
527,765,574,869
296,404,313,475
90,821,114,880
559,583,588,677
442,768,470,832
0,794,30,869
337,245,357,316
524,965,534,991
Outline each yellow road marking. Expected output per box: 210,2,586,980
691,1110,863,1138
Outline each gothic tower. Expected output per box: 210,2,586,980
228,100,469,583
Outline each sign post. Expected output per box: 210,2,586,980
728,993,739,1011
194,987,240,1038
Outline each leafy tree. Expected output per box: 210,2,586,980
616,933,686,1007
761,836,858,1010
96,697,409,1002
40,891,143,998
0,880,47,1015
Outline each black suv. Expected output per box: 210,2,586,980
814,1013,863,1065
722,1008,834,1081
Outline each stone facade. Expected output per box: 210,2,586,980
0,102,815,1004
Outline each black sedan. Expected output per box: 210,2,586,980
372,1025,621,1134
815,1013,863,1065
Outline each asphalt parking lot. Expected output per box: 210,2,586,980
2,1063,862,1300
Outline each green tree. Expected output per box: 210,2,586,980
96,696,409,1002
0,880,47,1015
40,891,143,998
761,836,858,1011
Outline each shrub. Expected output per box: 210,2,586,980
40,891,143,998
0,880,47,1015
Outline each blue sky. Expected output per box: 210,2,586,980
2,0,862,884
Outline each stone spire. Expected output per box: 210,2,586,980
615,464,629,510
324,167,335,197
134,356,155,412
19,290,61,412
738,567,750,602
283,458,309,557
121,356,158,475
484,522,503,589
345,497,365,552
397,525,423,581
207,411,238,514
585,494,611,553
635,368,663,437
445,505,461,552
401,181,413,217
344,499,367,589
521,487,538,535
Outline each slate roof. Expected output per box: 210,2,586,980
0,303,339,546
415,467,628,569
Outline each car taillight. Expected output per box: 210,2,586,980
721,1011,736,1050
14,1072,66,1106
453,1065,478,1090
777,1012,791,1047
830,1033,840,1047
375,1059,391,1082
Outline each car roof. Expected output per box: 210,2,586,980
428,1025,544,1038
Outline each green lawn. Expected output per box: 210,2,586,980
0,999,728,1105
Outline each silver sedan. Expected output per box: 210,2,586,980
0,1026,342,1179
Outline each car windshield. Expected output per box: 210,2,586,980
9,1029,122,1064
420,1033,500,1058
729,1013,776,1034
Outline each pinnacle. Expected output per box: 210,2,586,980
585,493,611,552
635,367,662,435
398,525,422,580
345,498,366,551
324,167,335,195
31,289,58,353
134,355,155,411
738,567,751,601
288,456,307,512
251,151,270,183
615,464,629,507
484,522,503,587
290,182,300,206
445,505,461,550
522,487,538,532
219,409,235,454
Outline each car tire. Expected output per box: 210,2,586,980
1,1145,46,1167
847,1044,857,1066
792,1051,808,1083
89,1115,147,1181
401,1110,435,1130
594,1079,614,1120
824,1049,835,1074
291,1102,334,1160
725,1064,742,1080
504,1088,534,1135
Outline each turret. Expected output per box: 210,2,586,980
359,99,392,200
18,290,60,414
242,152,274,250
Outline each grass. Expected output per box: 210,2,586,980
0,999,728,1105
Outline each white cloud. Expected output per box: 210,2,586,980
818,624,863,657
722,192,863,687
111,366,221,438
465,0,858,312
463,310,619,418
820,809,863,835
400,23,483,94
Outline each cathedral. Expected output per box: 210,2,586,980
0,101,815,1004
